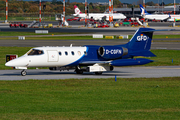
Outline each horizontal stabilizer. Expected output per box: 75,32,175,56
129,50,156,57
141,29,175,32
110,58,153,66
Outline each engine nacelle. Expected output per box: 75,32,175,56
98,46,128,59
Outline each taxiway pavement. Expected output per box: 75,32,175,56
1,66,180,80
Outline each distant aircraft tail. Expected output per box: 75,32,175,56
74,5,82,14
139,4,150,16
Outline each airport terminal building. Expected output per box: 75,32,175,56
105,5,180,18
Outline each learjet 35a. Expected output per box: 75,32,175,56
5,28,170,76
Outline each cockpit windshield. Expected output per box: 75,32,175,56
27,49,44,56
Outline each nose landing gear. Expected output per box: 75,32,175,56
21,70,27,76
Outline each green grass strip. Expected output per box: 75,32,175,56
0,36,96,40
0,77,180,119
0,32,84,36
1,31,180,40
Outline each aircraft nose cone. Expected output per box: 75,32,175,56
5,57,28,67
5,60,14,67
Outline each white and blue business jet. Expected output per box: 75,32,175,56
6,28,161,76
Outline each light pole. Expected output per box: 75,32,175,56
85,0,87,26
39,0,41,27
43,5,46,27
173,0,176,27
174,0,176,15
143,0,146,27
158,0,159,13
5,0,8,23
111,0,113,24
143,0,145,8
162,0,163,13
63,0,65,26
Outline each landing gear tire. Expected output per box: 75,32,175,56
95,72,102,75
21,70,27,76
75,70,83,74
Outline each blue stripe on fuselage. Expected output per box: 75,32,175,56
65,47,89,66
66,45,108,66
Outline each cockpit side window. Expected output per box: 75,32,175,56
28,49,44,56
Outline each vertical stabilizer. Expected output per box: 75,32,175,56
139,4,150,16
127,28,154,51
74,5,82,14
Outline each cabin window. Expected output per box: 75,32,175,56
84,51,87,56
65,51,68,55
71,51,75,55
59,52,62,56
78,51,81,56
28,49,43,56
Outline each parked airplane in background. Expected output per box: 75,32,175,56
139,4,170,21
6,28,161,76
73,5,126,21
167,15,180,22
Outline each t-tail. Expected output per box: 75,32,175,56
125,28,156,57
74,5,82,14
139,4,150,16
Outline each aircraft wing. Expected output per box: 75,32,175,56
141,29,175,32
80,59,154,67
79,61,111,65
72,14,79,17
129,50,156,57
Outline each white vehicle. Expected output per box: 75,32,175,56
5,28,162,76
73,5,126,21
139,4,170,21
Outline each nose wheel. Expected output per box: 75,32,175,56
21,70,27,76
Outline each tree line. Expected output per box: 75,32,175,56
0,0,175,17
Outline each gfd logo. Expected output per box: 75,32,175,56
137,34,148,41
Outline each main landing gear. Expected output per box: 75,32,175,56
21,70,27,76
75,69,83,74
95,72,102,75
75,67,103,75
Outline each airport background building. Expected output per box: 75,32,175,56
105,5,180,18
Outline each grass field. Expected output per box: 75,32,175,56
0,32,88,36
1,31,180,40
0,46,180,69
143,49,180,66
0,77,180,119
0,36,100,40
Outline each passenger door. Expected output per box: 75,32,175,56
47,50,58,62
